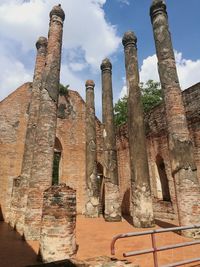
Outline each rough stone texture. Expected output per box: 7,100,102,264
9,37,47,234
0,83,32,223
116,83,200,221
150,0,200,237
9,176,21,228
39,184,77,263
1,82,200,228
101,58,121,222
56,91,103,215
122,31,154,227
85,80,100,217
23,5,65,241
0,85,103,221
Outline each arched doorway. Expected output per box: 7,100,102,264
97,162,104,214
156,155,171,201
52,137,62,185
0,205,3,221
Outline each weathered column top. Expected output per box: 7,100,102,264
50,4,65,21
101,58,112,73
36,36,48,50
85,80,95,90
122,31,137,48
150,0,167,20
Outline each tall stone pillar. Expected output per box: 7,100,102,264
24,4,65,240
150,0,200,237
9,37,47,232
122,32,154,228
101,58,121,222
85,80,100,217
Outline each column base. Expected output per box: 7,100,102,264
85,197,100,218
104,214,121,222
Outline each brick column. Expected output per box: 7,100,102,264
150,0,200,237
9,37,47,232
24,5,65,240
85,80,100,217
39,184,77,263
122,32,154,228
101,58,121,222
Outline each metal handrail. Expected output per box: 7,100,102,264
111,224,200,267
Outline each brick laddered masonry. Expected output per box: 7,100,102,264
24,5,65,241
39,184,77,263
9,37,47,234
0,1,200,239
0,82,200,224
150,0,200,237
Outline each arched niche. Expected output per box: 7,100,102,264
156,154,171,202
97,162,104,215
52,137,63,185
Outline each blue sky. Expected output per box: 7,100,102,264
0,0,200,119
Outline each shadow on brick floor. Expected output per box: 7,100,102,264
0,222,41,267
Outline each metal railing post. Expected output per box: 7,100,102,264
111,224,200,267
151,232,158,267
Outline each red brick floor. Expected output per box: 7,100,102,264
0,216,200,267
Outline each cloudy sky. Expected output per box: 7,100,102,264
0,0,200,119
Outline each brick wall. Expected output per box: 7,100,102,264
117,82,200,220
0,83,31,221
0,82,200,220
0,85,103,218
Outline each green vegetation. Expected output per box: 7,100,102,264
59,84,69,96
114,80,162,126
52,152,61,185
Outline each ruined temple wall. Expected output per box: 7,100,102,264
183,83,200,185
47,90,103,215
0,83,31,220
117,83,200,220
116,126,131,215
0,82,199,220
0,86,103,218
56,91,86,214
116,126,179,220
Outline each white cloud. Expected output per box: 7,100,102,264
139,51,200,89
119,77,128,98
0,41,32,100
0,0,120,66
69,62,87,72
117,0,130,5
139,54,159,84
60,64,85,94
175,51,200,89
0,0,120,100
119,51,200,99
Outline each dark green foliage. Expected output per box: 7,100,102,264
114,96,128,127
114,80,162,126
141,80,162,113
52,152,61,185
59,84,69,96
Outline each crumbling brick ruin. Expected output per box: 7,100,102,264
0,0,200,264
